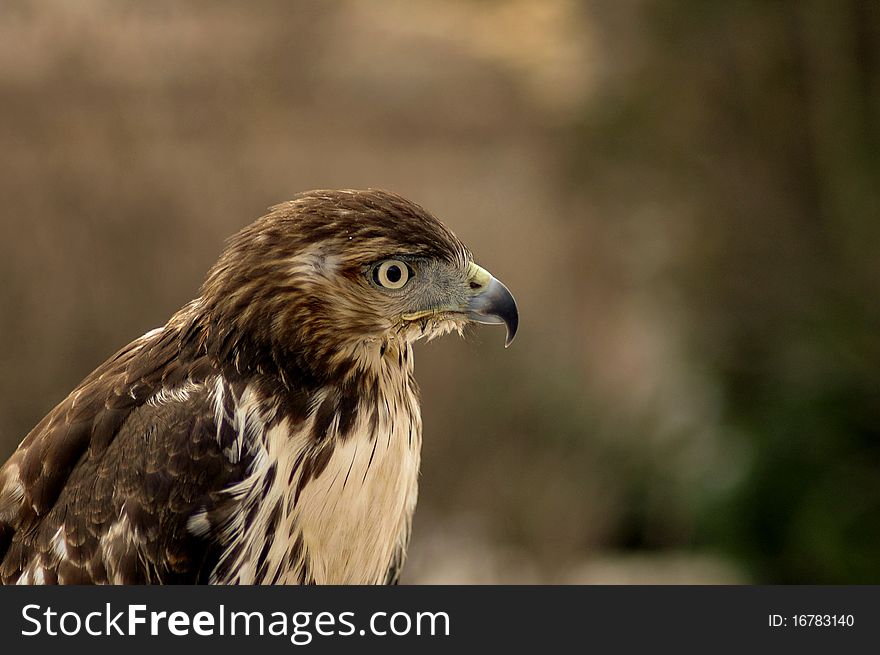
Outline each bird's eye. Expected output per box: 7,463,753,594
372,260,412,290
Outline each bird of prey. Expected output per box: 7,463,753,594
0,189,517,585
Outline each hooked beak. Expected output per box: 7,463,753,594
465,262,519,347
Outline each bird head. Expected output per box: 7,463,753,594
197,189,518,377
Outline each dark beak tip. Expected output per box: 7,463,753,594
503,313,518,348
500,285,518,349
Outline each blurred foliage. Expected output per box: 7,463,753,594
0,0,877,582
570,1,880,582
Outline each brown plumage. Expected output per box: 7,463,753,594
0,189,518,584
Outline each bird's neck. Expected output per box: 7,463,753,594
338,338,415,378
172,300,418,435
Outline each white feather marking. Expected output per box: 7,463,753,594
100,515,140,584
210,377,273,464
15,568,33,585
286,244,340,281
231,386,265,463
50,526,68,561
210,376,228,448
146,380,202,408
70,388,85,409
139,327,164,342
187,509,211,537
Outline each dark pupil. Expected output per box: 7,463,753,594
385,265,402,283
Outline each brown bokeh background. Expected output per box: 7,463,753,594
1,1,878,583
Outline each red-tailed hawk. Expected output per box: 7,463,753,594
0,189,517,585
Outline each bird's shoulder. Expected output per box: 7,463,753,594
0,326,256,583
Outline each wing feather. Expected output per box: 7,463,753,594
0,327,250,584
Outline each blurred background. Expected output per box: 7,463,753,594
1,0,878,583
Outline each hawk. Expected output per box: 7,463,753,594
0,189,517,585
